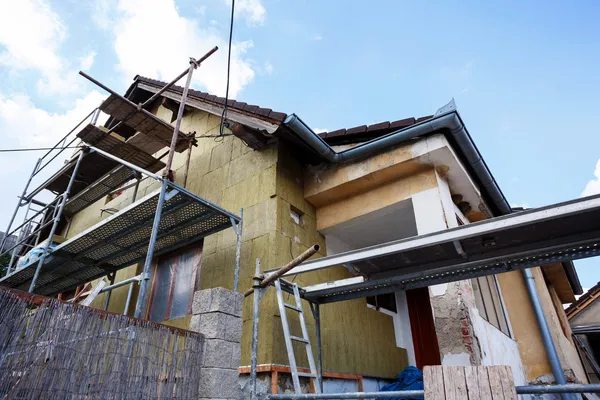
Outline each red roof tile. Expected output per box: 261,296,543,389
318,116,432,145
133,75,288,124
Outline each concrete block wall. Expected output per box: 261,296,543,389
190,287,244,400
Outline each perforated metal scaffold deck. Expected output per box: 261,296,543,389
0,183,240,296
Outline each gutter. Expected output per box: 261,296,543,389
283,101,512,215
284,101,582,293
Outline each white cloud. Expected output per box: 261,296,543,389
581,159,600,197
0,91,107,227
0,0,86,95
79,51,97,71
313,128,328,134
112,0,256,97
0,91,106,147
231,0,266,26
90,0,118,30
312,35,323,41
264,61,273,75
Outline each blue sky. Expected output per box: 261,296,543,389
0,0,599,289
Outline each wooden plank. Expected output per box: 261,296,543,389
464,366,481,399
442,366,467,400
487,366,504,400
271,370,278,394
423,366,445,400
476,367,492,399
498,365,517,400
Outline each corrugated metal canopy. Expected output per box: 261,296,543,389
272,194,600,304
0,183,239,296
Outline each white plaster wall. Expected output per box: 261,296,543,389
469,307,528,386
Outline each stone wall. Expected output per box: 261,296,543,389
190,287,244,399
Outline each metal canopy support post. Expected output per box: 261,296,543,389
309,303,323,393
522,268,572,400
233,208,243,292
29,150,87,293
250,258,262,400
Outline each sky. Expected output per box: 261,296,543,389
0,0,599,290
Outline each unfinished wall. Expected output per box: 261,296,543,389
239,141,408,379
497,268,588,384
63,106,405,378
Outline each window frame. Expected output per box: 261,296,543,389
146,241,203,322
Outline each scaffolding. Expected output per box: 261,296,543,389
0,47,243,318
247,192,600,399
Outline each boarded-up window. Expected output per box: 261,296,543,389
148,242,202,322
472,275,511,336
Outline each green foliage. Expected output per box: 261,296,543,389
0,252,10,276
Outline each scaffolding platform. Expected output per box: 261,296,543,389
77,124,166,172
0,183,240,296
271,193,600,304
100,94,195,154
63,166,135,216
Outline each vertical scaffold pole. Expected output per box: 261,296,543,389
29,150,86,292
134,179,167,319
233,208,243,292
1,158,41,253
250,258,261,400
134,56,199,319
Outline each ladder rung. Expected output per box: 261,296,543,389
284,303,302,312
290,335,309,344
297,372,317,378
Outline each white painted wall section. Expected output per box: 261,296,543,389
469,308,528,385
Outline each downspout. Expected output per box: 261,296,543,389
523,268,572,400
284,101,571,392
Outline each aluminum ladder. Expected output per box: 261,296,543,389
274,279,321,394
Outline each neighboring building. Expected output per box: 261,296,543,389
2,75,588,392
567,281,600,383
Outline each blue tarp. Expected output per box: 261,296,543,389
378,366,424,400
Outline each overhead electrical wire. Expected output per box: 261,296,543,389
0,131,235,153
218,0,236,141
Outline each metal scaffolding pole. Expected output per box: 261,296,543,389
1,158,41,252
29,149,87,292
233,208,243,292
250,258,262,400
133,179,168,319
134,49,217,318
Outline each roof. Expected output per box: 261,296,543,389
318,116,433,145
128,76,432,146
132,75,287,123
124,75,583,297
566,280,600,319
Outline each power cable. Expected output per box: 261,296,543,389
0,132,235,154
218,0,236,142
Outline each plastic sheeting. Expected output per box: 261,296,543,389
378,366,424,400
148,244,202,322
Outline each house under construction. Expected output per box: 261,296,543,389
1,51,600,399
